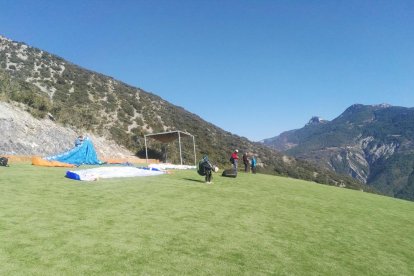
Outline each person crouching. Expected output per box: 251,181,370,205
197,155,217,184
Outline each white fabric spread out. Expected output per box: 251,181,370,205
67,166,165,181
148,163,196,170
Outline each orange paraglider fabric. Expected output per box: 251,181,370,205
32,156,75,168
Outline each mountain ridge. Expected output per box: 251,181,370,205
262,104,414,200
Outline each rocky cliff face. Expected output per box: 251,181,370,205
328,136,398,183
262,104,414,200
0,102,134,158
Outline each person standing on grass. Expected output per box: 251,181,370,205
242,152,249,172
230,149,239,175
251,156,257,174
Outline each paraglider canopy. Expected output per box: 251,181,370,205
45,137,102,166
144,130,196,165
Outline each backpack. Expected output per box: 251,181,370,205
222,169,237,178
230,156,234,164
0,157,9,167
197,160,207,176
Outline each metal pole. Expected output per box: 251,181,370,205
192,135,196,166
178,132,183,165
144,136,148,164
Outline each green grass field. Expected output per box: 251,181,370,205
0,164,413,275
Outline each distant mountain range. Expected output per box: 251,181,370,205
262,104,414,201
0,34,364,191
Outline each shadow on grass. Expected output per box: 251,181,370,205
183,178,205,184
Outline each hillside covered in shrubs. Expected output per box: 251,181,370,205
0,34,366,192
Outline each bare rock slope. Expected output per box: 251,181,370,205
0,102,134,159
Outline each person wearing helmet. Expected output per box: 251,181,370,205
230,149,239,175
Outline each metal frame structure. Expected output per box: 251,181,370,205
144,130,196,165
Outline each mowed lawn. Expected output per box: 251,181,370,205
0,164,413,275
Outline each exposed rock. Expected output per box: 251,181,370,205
306,116,328,125
328,136,398,183
282,155,293,164
0,102,134,159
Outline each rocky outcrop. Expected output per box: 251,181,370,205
0,102,134,158
306,116,328,125
329,136,399,183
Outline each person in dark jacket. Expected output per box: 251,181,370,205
242,153,249,172
197,155,214,183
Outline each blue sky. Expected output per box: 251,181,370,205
1,0,413,141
